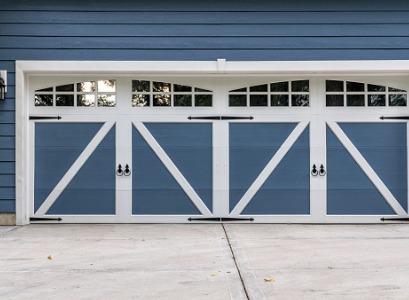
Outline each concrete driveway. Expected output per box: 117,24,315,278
1,224,409,299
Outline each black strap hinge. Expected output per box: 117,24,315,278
188,116,253,121
381,217,409,221
188,217,254,222
380,116,409,120
30,116,62,120
30,217,62,222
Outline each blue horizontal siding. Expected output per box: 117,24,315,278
0,175,15,187
2,0,409,11
0,200,15,212
0,188,15,200
1,0,409,214
1,11,409,24
3,37,409,49
0,150,15,161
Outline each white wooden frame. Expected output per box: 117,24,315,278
16,60,409,225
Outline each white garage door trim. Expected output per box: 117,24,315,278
16,59,409,225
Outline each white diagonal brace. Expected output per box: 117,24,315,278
327,121,407,216
230,121,309,216
133,121,212,217
35,121,115,216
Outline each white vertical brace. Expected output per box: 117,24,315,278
35,121,115,216
133,121,212,217
327,121,407,216
230,121,309,216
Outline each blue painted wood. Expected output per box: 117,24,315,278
0,124,15,136
0,112,15,124
327,126,395,215
0,200,15,212
34,123,103,212
0,188,14,200
47,126,115,215
339,123,407,212
0,98,15,111
229,123,297,212
0,162,14,174
5,37,409,50
4,49,409,61
0,175,15,187
144,123,213,211
2,11,409,24
241,125,310,215
132,126,200,215
0,137,14,149
3,0,409,11
0,150,15,161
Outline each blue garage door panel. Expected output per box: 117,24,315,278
34,123,103,212
132,126,201,215
46,126,116,215
144,123,212,211
242,126,310,215
229,123,297,211
327,126,395,215
338,123,407,212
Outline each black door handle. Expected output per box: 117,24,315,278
319,164,326,176
117,164,123,176
311,164,318,176
124,164,131,176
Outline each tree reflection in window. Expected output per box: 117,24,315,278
132,80,212,107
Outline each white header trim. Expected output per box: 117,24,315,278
16,60,409,75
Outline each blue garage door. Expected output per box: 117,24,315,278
327,122,407,216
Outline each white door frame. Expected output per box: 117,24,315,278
16,60,409,225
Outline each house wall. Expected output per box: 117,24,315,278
1,0,409,214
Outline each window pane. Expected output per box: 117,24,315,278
389,87,406,92
195,87,211,92
346,81,364,92
271,95,289,106
98,80,116,93
270,82,288,92
229,87,247,93
174,95,192,106
153,94,171,106
98,94,116,107
326,80,343,92
291,94,309,106
174,84,192,92
56,95,74,106
229,95,246,107
132,94,150,107
250,84,268,92
368,84,385,92
368,95,385,106
389,94,407,106
56,84,74,92
195,95,212,107
291,80,309,92
77,81,96,93
132,80,150,92
250,95,268,106
326,95,344,106
35,94,53,106
347,95,365,106
77,95,95,107
153,81,171,92
35,87,53,92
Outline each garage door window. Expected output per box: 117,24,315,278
35,80,117,107
229,80,309,107
131,80,213,107
326,80,407,107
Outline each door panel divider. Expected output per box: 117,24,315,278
327,121,407,217
229,121,309,216
133,121,213,217
34,121,116,216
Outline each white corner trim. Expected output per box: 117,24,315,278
15,59,409,75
